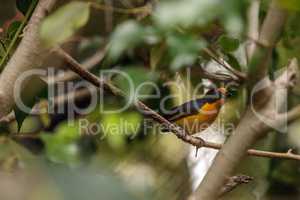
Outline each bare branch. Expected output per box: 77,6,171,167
54,48,300,162
199,65,240,82
48,45,108,84
219,175,253,197
202,48,247,82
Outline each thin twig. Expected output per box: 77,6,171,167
202,48,247,82
54,47,300,161
219,175,253,196
48,45,108,84
199,65,240,82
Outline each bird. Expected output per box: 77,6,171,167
162,87,230,135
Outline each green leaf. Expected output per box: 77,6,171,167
225,53,241,70
248,47,269,75
40,2,91,48
154,0,221,29
41,122,81,165
218,35,240,52
108,21,144,60
101,111,142,150
167,34,206,70
278,0,300,11
113,67,158,102
13,76,48,131
170,54,198,70
16,0,38,15
220,0,246,36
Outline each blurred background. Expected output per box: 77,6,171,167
0,0,300,199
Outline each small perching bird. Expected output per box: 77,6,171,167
162,87,231,135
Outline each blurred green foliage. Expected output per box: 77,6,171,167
0,0,299,199
40,2,91,48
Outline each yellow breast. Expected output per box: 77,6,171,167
175,101,222,135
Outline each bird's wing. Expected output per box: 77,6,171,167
162,97,215,122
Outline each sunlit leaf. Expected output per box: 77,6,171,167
108,21,144,60
41,122,81,165
167,34,206,70
101,111,142,150
154,0,221,29
40,2,91,48
220,0,246,36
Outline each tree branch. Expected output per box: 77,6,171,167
219,175,253,197
47,45,108,84
194,59,299,199
54,48,300,162
246,0,260,61
248,0,288,87
199,65,240,83
0,0,58,118
202,48,247,82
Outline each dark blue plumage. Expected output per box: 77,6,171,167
162,88,222,122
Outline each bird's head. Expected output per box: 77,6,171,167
218,86,237,99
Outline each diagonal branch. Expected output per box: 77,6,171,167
202,48,247,82
48,45,108,84
0,0,58,118
219,175,253,197
54,47,300,161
